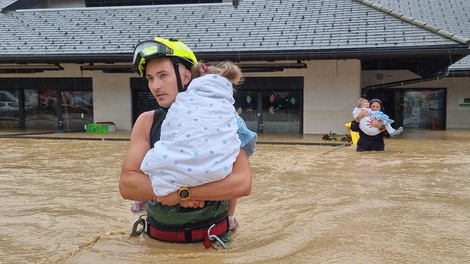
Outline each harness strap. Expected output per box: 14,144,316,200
147,216,228,244
171,57,185,93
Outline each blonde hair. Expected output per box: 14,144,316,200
356,98,369,107
191,61,243,85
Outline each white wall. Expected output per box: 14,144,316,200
80,69,134,131
444,78,470,129
302,60,361,134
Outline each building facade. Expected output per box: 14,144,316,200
1,0,469,134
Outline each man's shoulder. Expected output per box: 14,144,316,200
136,110,155,122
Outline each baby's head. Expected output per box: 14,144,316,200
357,98,369,108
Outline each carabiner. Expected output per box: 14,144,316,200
130,214,146,237
207,224,227,249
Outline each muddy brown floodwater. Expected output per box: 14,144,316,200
1,130,469,264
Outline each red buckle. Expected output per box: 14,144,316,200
147,217,228,244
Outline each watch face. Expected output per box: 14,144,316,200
179,190,190,199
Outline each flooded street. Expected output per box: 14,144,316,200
1,130,469,263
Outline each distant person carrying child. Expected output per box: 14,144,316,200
353,98,403,137
350,98,398,151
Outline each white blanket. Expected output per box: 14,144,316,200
141,74,240,196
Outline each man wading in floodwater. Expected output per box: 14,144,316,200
119,37,254,248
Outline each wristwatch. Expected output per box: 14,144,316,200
177,186,191,201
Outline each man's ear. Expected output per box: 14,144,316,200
181,68,192,86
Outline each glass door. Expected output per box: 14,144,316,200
234,89,302,134
234,91,259,132
366,87,446,131
261,90,302,133
403,89,446,130
234,77,303,134
0,78,93,132
26,89,93,132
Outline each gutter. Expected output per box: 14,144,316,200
0,45,468,64
447,70,470,78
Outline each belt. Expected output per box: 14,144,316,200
147,216,228,245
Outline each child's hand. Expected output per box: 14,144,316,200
356,109,369,119
367,119,382,129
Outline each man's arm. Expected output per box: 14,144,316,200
156,149,252,206
119,111,155,201
367,119,385,131
120,110,253,206
191,148,252,200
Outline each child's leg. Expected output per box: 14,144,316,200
384,123,396,134
228,199,239,231
228,199,237,217
131,201,146,213
386,123,403,137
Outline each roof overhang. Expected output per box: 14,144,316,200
201,45,470,77
361,53,468,77
0,45,468,77
0,63,63,73
79,62,307,73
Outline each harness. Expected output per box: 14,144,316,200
131,212,229,249
131,109,229,249
147,214,228,244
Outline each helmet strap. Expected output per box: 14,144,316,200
171,57,185,93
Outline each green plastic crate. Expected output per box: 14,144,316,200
86,123,109,133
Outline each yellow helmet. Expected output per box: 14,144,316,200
132,37,198,76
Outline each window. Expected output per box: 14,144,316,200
0,78,92,131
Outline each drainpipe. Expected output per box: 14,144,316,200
362,68,449,97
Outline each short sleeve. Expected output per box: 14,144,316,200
236,115,257,156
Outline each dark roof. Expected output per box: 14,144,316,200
0,0,469,76
0,0,16,10
0,0,42,11
365,0,470,71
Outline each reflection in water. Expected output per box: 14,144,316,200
1,130,469,263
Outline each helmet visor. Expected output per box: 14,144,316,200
132,40,173,76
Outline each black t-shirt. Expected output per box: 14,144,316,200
350,120,387,151
150,108,167,148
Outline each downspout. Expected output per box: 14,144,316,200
362,68,449,97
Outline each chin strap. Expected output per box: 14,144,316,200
172,57,185,93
